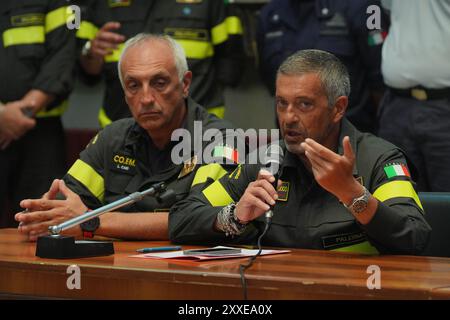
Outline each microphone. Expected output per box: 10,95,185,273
262,143,284,220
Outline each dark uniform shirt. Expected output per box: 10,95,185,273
257,0,388,133
169,119,431,255
0,0,75,115
63,99,239,213
76,0,244,126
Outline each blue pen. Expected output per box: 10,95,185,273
136,246,182,253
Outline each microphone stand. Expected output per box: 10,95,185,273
35,182,175,259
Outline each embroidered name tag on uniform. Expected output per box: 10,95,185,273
11,14,44,27
108,0,132,8
276,181,290,201
322,232,366,250
178,155,197,179
165,28,208,41
111,154,136,175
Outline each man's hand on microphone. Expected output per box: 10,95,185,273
235,170,280,223
15,180,87,241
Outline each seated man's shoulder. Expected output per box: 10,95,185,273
357,132,403,159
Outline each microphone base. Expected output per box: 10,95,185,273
35,235,114,259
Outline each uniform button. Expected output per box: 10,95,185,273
272,14,279,22
322,7,329,15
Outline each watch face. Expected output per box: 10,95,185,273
352,199,368,214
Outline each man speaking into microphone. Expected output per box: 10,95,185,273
169,50,431,255
15,33,240,241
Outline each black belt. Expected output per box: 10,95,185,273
389,86,450,101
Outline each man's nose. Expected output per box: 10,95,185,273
140,85,156,105
281,104,299,125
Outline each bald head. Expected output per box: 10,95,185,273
118,33,188,88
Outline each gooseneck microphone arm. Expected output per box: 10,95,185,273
48,181,174,235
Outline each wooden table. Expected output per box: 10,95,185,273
1,229,450,299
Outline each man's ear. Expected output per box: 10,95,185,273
182,71,192,98
332,96,348,123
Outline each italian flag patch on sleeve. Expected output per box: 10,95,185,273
384,163,411,179
213,145,239,163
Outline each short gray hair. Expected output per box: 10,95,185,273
277,49,351,106
117,33,188,88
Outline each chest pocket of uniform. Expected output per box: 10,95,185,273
316,17,355,57
262,30,284,61
5,1,47,59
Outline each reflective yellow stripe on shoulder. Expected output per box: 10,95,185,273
36,100,68,118
211,16,243,45
176,39,214,59
67,159,105,203
98,107,113,128
373,180,423,210
76,21,99,40
332,241,379,255
45,6,70,33
2,26,44,47
191,163,228,187
202,180,233,207
206,106,225,119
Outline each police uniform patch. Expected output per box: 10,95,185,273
108,0,132,8
111,154,136,175
276,181,290,201
178,155,198,179
11,14,44,27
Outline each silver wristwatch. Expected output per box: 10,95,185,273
343,186,370,214
81,40,92,57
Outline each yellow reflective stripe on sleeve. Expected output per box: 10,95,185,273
206,106,225,119
36,100,68,118
373,180,423,210
211,16,243,45
104,43,124,63
211,20,228,45
98,107,113,128
2,26,45,47
226,16,243,35
76,21,99,40
67,159,105,203
191,163,228,187
45,6,69,33
332,241,379,255
177,39,214,59
202,181,234,207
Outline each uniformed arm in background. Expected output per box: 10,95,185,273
351,0,389,108
76,0,125,77
211,1,245,87
0,0,75,148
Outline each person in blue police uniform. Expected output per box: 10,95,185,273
257,0,388,134
0,0,75,227
76,0,245,127
15,34,241,241
169,50,431,255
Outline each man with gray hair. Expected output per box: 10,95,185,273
15,33,239,241
169,49,431,255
